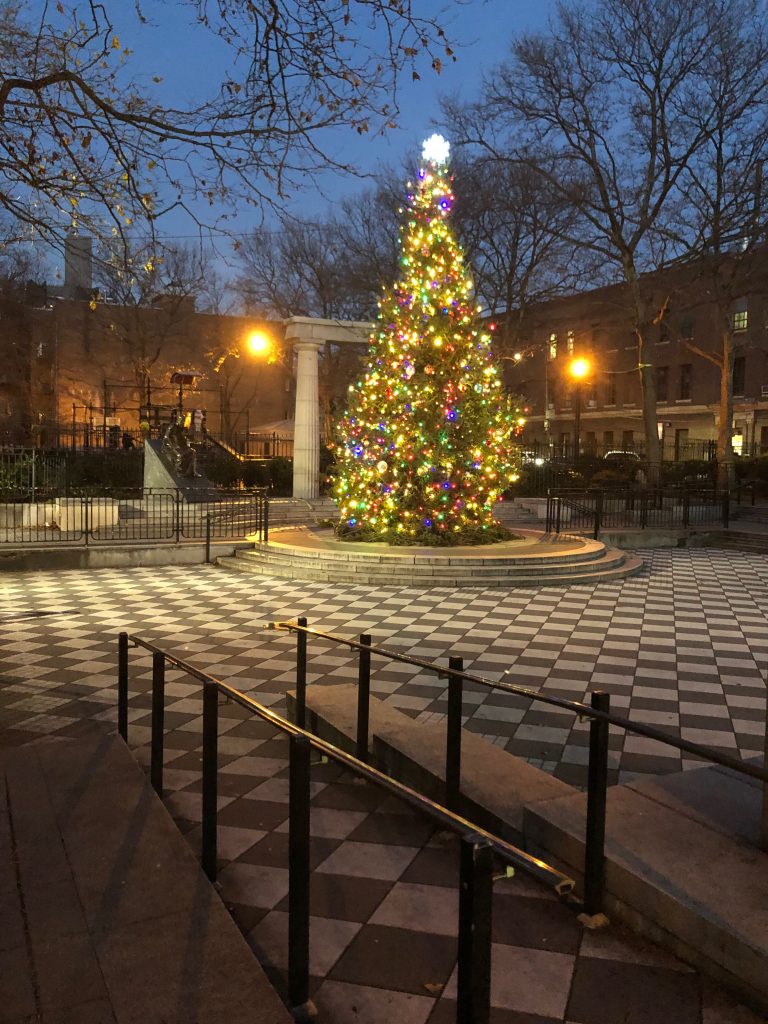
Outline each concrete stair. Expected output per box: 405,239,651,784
218,527,644,588
292,683,768,1015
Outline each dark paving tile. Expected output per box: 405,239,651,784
566,956,700,1024
276,872,392,922
347,813,436,847
181,772,265,798
312,782,389,813
492,895,581,955
239,831,340,871
216,798,289,832
429,1001,559,1024
225,720,281,740
329,924,458,995
401,846,460,888
225,901,269,935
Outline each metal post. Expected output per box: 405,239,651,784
263,493,269,543
356,634,372,761
682,490,690,529
71,403,76,450
205,512,211,564
446,655,464,811
84,496,90,546
117,632,129,741
594,489,603,540
289,733,312,1016
722,489,730,529
150,651,165,796
295,616,308,729
640,488,648,529
201,681,219,881
555,496,562,534
584,691,610,917
175,488,181,543
457,836,493,1024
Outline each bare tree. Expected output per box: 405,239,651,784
449,153,598,354
0,1,455,247
667,1,768,486
235,189,401,435
448,0,747,479
87,239,207,410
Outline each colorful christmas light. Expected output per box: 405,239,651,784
334,141,523,545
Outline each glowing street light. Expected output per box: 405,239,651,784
567,356,592,458
244,329,272,358
568,356,591,380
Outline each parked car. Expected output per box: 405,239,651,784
603,450,642,465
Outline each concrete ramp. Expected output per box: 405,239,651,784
1,732,291,1023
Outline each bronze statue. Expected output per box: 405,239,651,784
162,414,201,478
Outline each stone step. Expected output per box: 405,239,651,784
239,546,629,577
525,775,768,1014
251,536,611,567
286,683,574,847
217,551,644,587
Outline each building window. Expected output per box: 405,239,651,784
679,313,695,339
622,429,634,449
548,332,558,360
731,298,748,332
605,374,617,405
656,365,669,403
678,363,692,401
603,430,614,448
585,431,597,452
658,320,670,344
733,355,746,396
566,330,575,355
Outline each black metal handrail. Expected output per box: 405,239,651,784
118,631,574,1024
270,619,768,920
545,487,734,538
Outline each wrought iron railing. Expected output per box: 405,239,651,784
545,487,732,538
0,487,268,546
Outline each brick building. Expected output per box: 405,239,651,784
0,244,293,446
501,255,768,458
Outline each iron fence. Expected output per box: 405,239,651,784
0,487,268,547
545,487,730,538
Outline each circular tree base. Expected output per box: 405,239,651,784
219,526,643,588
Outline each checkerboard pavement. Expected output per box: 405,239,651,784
1,549,767,1022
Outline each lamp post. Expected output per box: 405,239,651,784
568,357,591,459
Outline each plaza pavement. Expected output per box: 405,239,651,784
1,548,767,1023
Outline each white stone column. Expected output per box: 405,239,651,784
292,339,323,499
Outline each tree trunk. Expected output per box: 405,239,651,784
717,324,735,491
624,261,661,483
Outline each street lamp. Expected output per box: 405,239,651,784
567,357,592,458
244,329,273,359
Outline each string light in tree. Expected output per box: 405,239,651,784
334,134,524,545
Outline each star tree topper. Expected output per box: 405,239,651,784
421,133,450,166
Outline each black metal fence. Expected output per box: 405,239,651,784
0,488,268,547
545,488,731,538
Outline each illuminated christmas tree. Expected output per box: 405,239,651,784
334,135,523,545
